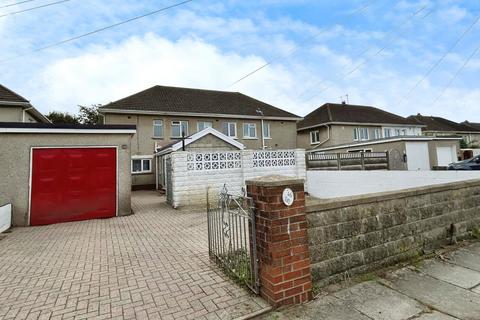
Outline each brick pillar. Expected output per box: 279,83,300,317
246,175,313,307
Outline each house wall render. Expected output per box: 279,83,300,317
306,179,480,287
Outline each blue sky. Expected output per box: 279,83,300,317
0,0,479,121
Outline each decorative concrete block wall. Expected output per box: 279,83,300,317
169,149,306,208
307,180,480,287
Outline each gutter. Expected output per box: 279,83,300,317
99,108,302,122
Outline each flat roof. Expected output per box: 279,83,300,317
0,122,136,134
309,135,462,153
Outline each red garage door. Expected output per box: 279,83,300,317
30,148,117,226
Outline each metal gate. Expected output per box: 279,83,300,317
165,156,173,205
207,186,259,294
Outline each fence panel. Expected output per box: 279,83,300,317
307,152,389,171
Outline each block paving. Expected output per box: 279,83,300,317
0,191,269,320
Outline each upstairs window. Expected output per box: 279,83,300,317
153,120,164,138
263,123,271,139
243,123,257,139
197,121,212,132
374,128,382,140
171,121,189,138
384,128,391,138
310,130,320,144
354,128,369,141
222,122,237,138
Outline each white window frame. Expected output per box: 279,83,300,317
347,148,373,153
131,158,152,174
153,119,164,138
223,122,237,138
263,122,271,139
374,128,382,140
171,121,189,138
310,130,320,144
197,121,212,132
384,128,391,138
355,128,369,141
243,123,257,139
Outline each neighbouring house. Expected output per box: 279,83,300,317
408,114,480,147
297,103,424,150
0,122,136,227
99,85,301,190
463,121,480,132
0,84,50,123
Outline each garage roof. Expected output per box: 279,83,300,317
0,122,136,134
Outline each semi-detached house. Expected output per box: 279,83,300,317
99,85,301,190
297,103,424,150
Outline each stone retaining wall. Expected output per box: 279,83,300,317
307,179,480,287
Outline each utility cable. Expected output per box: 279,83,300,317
395,12,480,108
0,0,38,9
0,0,71,18
0,0,194,64
226,0,379,89
303,5,431,104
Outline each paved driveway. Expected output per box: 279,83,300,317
259,241,480,320
0,191,269,320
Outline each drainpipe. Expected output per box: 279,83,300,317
313,124,331,149
22,106,33,122
256,108,266,149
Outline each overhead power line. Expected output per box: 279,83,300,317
0,0,194,64
395,12,480,108
226,0,379,89
0,0,72,18
430,43,480,108
302,5,431,104
0,0,38,9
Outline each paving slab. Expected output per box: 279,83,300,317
384,269,480,320
332,281,425,320
446,248,480,272
418,259,480,289
463,242,480,255
257,295,371,320
414,311,459,320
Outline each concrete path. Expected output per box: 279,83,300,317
259,242,480,320
0,191,269,320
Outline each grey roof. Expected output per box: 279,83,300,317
100,85,300,119
408,115,480,132
0,84,29,103
298,103,418,130
462,121,480,131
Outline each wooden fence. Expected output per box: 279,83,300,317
306,152,389,171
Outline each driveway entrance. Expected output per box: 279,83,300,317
0,191,269,320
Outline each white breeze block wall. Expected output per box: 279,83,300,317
307,170,480,199
170,149,306,208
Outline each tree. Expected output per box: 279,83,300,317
77,104,103,125
46,111,79,124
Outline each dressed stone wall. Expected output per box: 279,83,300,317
306,180,480,287
168,149,306,208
